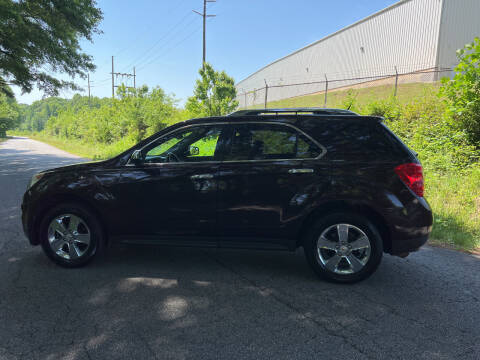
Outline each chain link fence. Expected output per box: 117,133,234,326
236,67,454,109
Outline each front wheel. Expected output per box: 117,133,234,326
304,213,383,283
40,203,105,268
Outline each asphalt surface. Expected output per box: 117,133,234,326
0,136,479,360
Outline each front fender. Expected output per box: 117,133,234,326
24,170,121,245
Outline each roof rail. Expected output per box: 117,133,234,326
228,108,358,117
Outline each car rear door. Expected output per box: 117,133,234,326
216,121,326,249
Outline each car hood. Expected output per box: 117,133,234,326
41,159,112,175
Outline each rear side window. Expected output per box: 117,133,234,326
224,123,321,161
302,119,406,162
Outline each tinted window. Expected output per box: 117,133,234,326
301,119,404,161
224,123,321,161
144,125,224,163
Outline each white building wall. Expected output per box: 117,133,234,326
437,0,480,70
236,0,443,106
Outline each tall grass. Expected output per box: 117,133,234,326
10,130,136,160
427,166,480,250
250,82,441,110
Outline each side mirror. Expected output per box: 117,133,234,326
130,149,143,164
189,146,199,156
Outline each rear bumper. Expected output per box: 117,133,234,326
390,232,430,255
387,196,433,255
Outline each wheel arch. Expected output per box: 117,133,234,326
297,200,392,253
32,193,109,246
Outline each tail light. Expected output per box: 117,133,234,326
394,163,424,197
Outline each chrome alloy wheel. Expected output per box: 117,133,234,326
316,224,371,274
47,214,91,260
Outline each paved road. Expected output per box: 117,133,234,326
0,137,479,360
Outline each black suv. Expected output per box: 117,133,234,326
22,108,432,283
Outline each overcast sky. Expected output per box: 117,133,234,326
12,0,398,104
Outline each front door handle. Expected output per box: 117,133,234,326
288,168,314,174
191,174,214,180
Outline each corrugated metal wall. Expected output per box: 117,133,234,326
437,0,480,70
236,0,443,105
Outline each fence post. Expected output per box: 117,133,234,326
324,74,328,108
264,79,268,109
394,66,399,97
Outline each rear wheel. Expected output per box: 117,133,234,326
304,213,383,283
40,203,105,268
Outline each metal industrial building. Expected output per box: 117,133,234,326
236,0,480,107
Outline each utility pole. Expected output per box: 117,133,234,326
193,0,216,68
324,74,328,108
111,56,114,98
87,73,91,106
394,66,399,97
264,79,268,109
111,56,137,98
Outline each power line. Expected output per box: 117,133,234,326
134,15,202,70
92,77,111,86
94,1,191,70
88,73,91,104
78,1,218,96
114,0,190,65
120,11,196,73
132,15,200,71
136,25,203,71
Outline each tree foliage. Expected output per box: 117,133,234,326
17,97,69,131
440,37,480,145
42,85,183,146
0,0,103,98
186,63,238,117
0,90,18,137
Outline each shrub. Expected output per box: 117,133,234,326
439,37,480,146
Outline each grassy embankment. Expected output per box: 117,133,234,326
248,82,441,109
9,130,131,159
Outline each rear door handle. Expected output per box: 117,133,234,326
191,174,214,180
288,168,314,174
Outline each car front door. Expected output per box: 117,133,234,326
217,121,325,249
113,123,228,245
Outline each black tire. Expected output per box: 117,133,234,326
40,203,105,268
303,213,383,283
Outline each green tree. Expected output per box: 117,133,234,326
17,96,69,131
41,85,182,146
0,0,103,98
186,63,239,117
440,37,480,145
0,92,18,137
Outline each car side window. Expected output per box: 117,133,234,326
224,123,321,161
144,125,224,164
301,119,403,161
